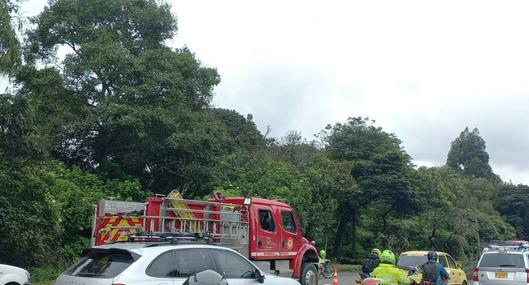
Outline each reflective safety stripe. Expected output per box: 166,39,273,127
251,251,297,257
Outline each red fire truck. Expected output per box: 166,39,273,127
91,191,320,285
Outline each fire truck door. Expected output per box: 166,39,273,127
279,208,300,257
254,205,280,258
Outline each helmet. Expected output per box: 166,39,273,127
427,251,438,261
379,250,396,264
371,248,381,256
320,250,326,258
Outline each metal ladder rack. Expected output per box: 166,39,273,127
144,194,249,244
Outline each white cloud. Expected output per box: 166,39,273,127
10,0,529,184
169,0,529,184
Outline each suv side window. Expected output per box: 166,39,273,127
259,209,276,232
146,250,176,277
282,211,297,233
174,249,217,278
211,249,257,279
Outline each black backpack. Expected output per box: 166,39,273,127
362,256,379,274
422,261,438,282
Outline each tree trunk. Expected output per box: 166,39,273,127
377,205,394,248
350,208,357,259
428,224,437,249
333,208,349,257
382,206,393,234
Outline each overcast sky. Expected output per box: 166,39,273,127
14,0,529,184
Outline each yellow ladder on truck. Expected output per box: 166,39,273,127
167,190,200,233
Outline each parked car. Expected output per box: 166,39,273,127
397,250,467,285
55,239,301,285
473,241,529,285
0,264,31,285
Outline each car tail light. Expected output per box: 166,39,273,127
526,268,529,283
472,267,479,281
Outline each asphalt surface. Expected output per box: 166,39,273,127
255,261,360,285
319,271,360,285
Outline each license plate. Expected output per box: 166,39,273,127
495,272,508,278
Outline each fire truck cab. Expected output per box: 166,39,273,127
92,191,320,285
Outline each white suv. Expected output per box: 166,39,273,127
473,242,529,285
0,264,31,285
55,242,300,285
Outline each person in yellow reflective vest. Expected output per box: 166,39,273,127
371,250,416,285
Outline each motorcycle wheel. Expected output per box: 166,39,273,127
321,263,335,279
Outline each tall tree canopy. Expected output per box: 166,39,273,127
321,117,418,253
0,0,20,74
495,184,529,239
20,0,231,196
323,117,416,209
446,127,499,181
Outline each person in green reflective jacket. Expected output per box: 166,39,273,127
371,250,416,285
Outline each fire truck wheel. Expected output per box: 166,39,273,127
300,263,318,285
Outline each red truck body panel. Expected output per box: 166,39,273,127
92,193,318,279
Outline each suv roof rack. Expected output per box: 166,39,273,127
484,240,529,252
126,232,216,245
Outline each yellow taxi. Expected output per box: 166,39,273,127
397,251,468,285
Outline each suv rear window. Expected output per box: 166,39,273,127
65,250,135,278
479,253,525,268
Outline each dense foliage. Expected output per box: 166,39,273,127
447,127,500,181
0,0,525,273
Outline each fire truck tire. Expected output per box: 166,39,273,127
300,263,318,285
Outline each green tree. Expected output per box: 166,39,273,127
496,184,529,239
0,93,45,163
0,160,145,267
23,0,231,196
0,0,21,74
321,117,418,254
0,163,61,267
446,127,499,181
209,109,265,150
390,166,515,260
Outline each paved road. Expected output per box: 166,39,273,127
319,271,360,285
256,261,360,285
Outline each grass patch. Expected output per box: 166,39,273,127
29,266,63,285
